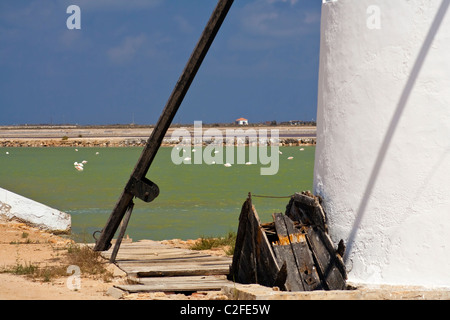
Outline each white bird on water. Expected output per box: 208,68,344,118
74,160,86,171
288,156,294,160
224,163,232,167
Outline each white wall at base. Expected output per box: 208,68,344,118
0,187,71,233
314,0,450,287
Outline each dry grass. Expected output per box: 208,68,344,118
66,244,113,280
190,232,236,256
1,244,113,283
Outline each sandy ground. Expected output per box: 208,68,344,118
2,218,450,301
0,218,118,300
0,217,231,300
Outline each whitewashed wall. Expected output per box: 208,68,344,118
0,187,71,233
314,0,450,287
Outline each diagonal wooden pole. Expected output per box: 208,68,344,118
94,0,234,251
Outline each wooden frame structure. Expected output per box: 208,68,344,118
229,192,347,291
93,0,234,254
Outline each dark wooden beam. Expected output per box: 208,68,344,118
93,0,234,251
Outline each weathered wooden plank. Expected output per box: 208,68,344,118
118,258,231,268
230,198,259,284
293,192,328,232
114,250,207,257
101,241,226,263
282,216,322,291
272,213,304,291
99,239,232,282
115,275,232,293
139,275,227,283
305,227,346,290
229,196,256,284
117,260,231,270
316,230,346,278
287,193,347,288
255,220,281,287
285,197,303,223
229,197,251,278
293,192,317,207
110,254,209,262
272,261,287,290
273,212,289,239
229,196,281,287
272,244,303,291
127,264,231,277
112,251,228,260
289,236,322,291
117,257,231,267
272,213,323,291
229,193,346,293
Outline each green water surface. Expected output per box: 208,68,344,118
0,146,315,241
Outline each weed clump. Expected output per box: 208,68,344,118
1,244,113,282
190,232,236,256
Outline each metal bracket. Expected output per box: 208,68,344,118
125,176,159,203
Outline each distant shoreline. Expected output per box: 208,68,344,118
0,125,316,147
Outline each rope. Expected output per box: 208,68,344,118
251,194,294,199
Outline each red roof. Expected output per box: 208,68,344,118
235,118,248,121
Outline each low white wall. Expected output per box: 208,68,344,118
0,187,71,233
314,0,450,287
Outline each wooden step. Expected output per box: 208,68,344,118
101,241,231,277
124,263,231,277
115,275,233,293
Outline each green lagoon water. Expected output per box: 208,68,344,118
0,146,315,241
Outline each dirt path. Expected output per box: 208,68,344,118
0,218,119,300
0,218,231,300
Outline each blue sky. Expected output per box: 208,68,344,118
0,0,322,125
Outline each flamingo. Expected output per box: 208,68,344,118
74,160,86,171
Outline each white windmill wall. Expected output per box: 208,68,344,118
314,0,450,287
